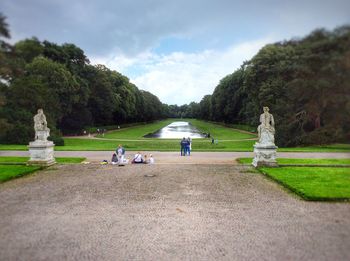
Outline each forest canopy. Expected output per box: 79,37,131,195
1,13,349,147
0,14,166,144
179,26,350,147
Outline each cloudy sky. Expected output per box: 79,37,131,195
1,0,349,105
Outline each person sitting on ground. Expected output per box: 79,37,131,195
132,152,144,164
149,154,155,164
143,155,149,164
111,153,118,165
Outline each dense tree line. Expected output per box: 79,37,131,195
1,13,349,147
0,15,165,144
190,26,350,146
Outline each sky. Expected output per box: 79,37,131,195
1,0,349,105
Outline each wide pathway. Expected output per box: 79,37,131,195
1,150,350,164
0,163,349,260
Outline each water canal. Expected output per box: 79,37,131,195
144,121,206,139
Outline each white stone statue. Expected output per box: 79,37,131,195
34,109,50,141
28,109,55,166
257,106,275,145
252,106,278,167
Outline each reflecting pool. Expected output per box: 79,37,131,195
144,121,206,139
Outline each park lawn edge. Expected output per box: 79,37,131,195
0,144,349,152
0,165,42,183
0,156,86,164
255,166,350,202
236,157,350,166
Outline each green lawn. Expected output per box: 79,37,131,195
0,119,349,152
187,119,256,140
259,167,350,201
0,157,86,183
237,158,350,165
101,119,176,139
60,138,256,151
0,165,41,183
0,157,86,164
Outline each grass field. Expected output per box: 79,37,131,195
101,119,176,139
0,157,86,164
237,158,350,165
259,167,350,201
0,119,349,152
0,157,86,183
0,165,41,183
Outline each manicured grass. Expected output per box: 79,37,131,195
0,156,86,164
101,118,256,140
101,119,175,139
259,167,350,201
60,138,256,151
0,165,41,183
0,119,349,152
187,119,256,140
279,143,350,152
1,139,349,152
237,158,350,165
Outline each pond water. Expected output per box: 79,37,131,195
144,121,207,139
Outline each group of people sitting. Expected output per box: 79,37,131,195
180,137,192,156
110,144,154,165
130,152,154,164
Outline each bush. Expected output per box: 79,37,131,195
48,135,64,146
2,123,33,144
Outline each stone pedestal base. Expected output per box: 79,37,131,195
28,141,56,166
252,143,278,167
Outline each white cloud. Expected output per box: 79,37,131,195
91,37,274,105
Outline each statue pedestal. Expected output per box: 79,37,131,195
252,143,278,167
28,140,56,166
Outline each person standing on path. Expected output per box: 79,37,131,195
187,137,192,156
180,137,187,156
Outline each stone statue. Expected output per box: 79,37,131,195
252,106,278,167
33,109,50,141
28,109,55,166
257,106,275,145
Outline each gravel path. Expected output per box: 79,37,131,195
0,163,349,260
1,150,350,164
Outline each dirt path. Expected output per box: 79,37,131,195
1,150,349,164
0,164,349,260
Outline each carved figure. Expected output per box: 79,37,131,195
257,106,275,145
33,109,50,141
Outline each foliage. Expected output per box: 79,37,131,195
0,16,167,144
195,26,350,147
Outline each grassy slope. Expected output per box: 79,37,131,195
101,119,175,139
259,167,350,201
0,119,349,152
0,165,41,182
0,156,85,164
187,119,256,140
237,158,350,165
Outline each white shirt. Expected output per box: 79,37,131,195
134,153,143,162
